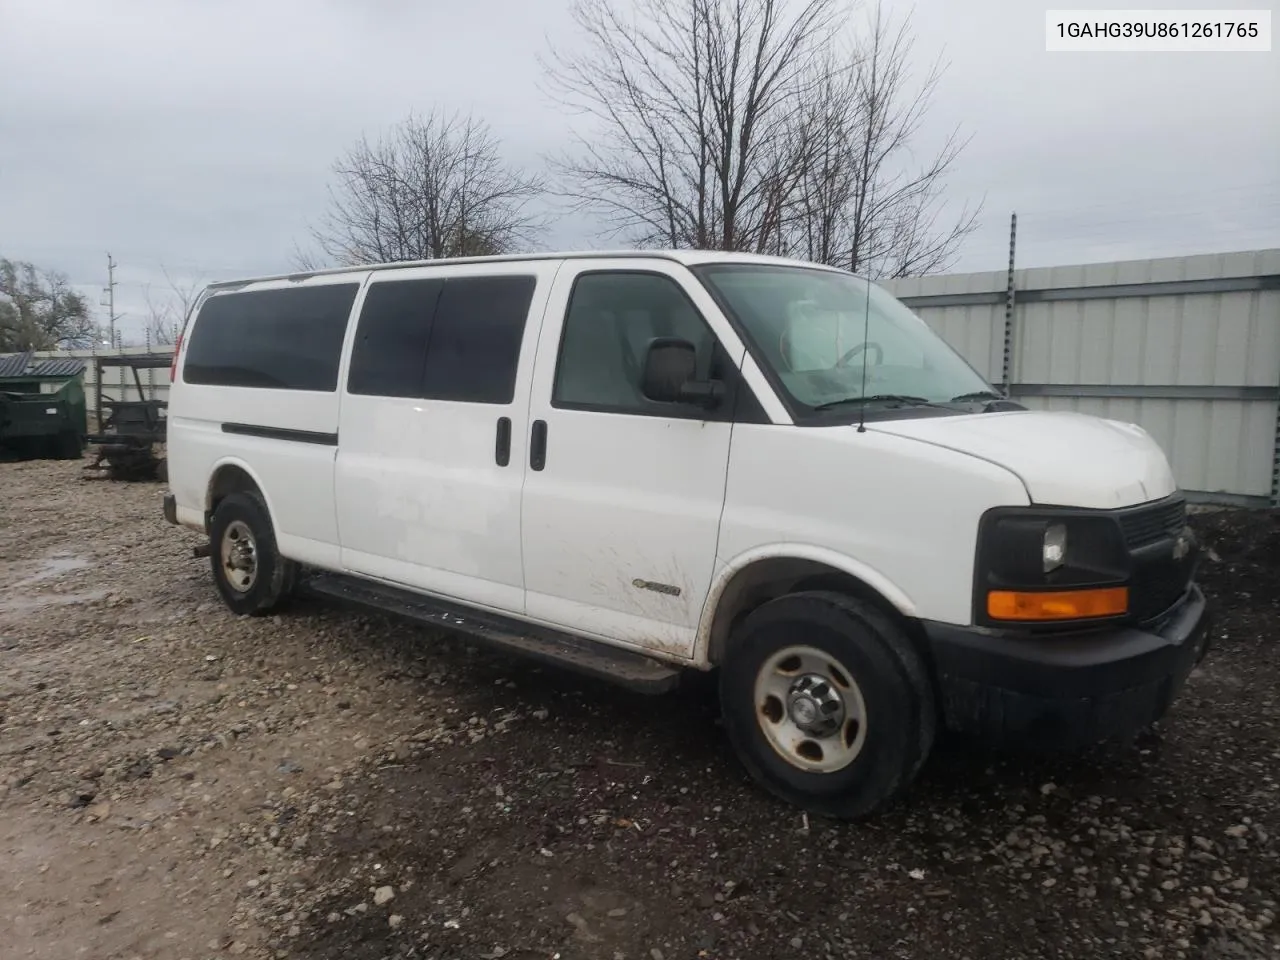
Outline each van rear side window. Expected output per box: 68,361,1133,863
423,275,535,405
183,284,359,391
347,275,535,404
347,278,442,398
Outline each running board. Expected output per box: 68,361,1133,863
300,573,683,694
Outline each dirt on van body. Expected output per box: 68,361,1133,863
0,459,1277,960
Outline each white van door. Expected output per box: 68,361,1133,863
334,262,555,615
520,259,761,658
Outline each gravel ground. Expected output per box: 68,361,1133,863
1,458,1277,960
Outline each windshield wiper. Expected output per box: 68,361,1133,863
949,390,1006,403
812,394,940,412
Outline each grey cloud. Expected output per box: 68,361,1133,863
2,0,1276,341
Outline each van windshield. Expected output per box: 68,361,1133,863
693,263,995,415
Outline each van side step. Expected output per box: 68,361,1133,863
300,573,683,695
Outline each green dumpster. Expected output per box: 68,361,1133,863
0,352,88,460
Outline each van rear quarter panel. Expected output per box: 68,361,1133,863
168,276,366,568
713,423,1031,630
167,395,342,565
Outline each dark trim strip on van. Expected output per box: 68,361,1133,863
221,423,339,446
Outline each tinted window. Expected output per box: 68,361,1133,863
422,276,535,404
184,284,357,391
347,275,534,402
553,272,724,413
347,278,443,398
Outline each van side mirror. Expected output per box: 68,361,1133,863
641,338,724,409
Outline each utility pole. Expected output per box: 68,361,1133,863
104,253,120,349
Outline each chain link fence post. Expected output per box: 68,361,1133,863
1001,212,1017,394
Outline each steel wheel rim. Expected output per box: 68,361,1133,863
753,644,867,773
220,520,258,593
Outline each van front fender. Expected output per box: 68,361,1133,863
693,544,918,666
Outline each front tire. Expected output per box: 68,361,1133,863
719,591,935,820
208,491,294,616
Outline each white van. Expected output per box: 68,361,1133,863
163,251,1210,818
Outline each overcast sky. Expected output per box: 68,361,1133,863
1,0,1276,342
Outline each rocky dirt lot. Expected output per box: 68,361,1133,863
1,459,1277,960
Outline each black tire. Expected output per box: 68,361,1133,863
718,590,935,820
208,491,295,616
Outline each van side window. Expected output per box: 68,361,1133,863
422,276,535,405
552,271,727,415
346,275,535,404
184,284,358,391
347,279,443,398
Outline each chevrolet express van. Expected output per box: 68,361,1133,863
163,251,1210,818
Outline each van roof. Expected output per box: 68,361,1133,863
205,249,849,291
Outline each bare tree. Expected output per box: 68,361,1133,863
308,111,546,266
786,54,862,264
290,241,327,272
0,258,97,351
542,0,842,251
787,2,980,277
143,266,205,346
541,0,978,275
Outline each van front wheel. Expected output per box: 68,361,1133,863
208,491,294,616
719,591,935,820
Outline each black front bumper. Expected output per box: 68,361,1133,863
924,585,1211,750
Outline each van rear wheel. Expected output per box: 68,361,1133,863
718,591,935,820
208,491,294,616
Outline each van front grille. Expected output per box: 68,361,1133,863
1118,496,1195,623
1118,497,1186,549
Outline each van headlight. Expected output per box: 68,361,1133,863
1043,523,1067,572
975,510,1129,626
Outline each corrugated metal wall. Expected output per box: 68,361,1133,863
885,249,1280,505
32,248,1280,504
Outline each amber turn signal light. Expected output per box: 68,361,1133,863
987,586,1128,621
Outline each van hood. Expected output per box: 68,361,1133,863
870,409,1177,509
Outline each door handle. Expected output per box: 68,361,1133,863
530,419,547,471
495,416,512,466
